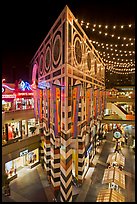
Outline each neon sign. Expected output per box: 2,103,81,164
17,92,34,96
2,94,16,98
38,81,50,89
38,81,47,89
2,87,5,93
18,80,32,91
2,84,15,91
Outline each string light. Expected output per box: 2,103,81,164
92,40,135,48
77,18,135,76
78,19,134,29
79,22,135,41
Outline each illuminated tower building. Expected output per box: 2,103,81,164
31,6,106,202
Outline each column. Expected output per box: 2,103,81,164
50,133,60,198
43,131,51,177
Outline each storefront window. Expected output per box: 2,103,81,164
22,120,27,137
2,100,12,112
5,148,39,179
15,98,34,110
28,118,36,136
27,149,39,165
5,161,16,179
8,122,21,140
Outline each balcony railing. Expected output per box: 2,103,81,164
2,108,35,124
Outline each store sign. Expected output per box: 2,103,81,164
38,81,47,89
2,87,5,93
113,131,121,139
2,94,16,98
18,80,32,91
17,92,34,96
121,88,133,91
20,149,28,157
2,84,15,91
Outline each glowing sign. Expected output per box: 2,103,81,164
20,149,28,157
2,84,15,91
38,81,46,89
113,131,121,139
2,87,5,93
18,80,32,91
2,94,16,98
17,92,34,96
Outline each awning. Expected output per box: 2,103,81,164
102,167,125,189
96,188,125,202
107,152,125,166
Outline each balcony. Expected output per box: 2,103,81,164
2,134,41,157
2,108,35,125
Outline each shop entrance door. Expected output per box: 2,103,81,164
23,155,28,167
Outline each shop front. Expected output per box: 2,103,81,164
2,80,34,112
5,148,39,181
2,118,38,145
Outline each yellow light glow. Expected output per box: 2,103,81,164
113,26,116,29
121,25,124,28
129,24,132,27
112,34,114,37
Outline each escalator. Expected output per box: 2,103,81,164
111,103,135,120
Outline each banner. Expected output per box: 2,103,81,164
100,90,103,115
43,88,50,129
94,88,98,119
33,89,38,119
46,89,50,129
98,89,101,116
71,84,81,139
37,89,43,122
52,84,61,138
86,87,92,126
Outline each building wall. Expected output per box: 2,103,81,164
31,6,106,202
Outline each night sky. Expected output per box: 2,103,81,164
2,0,135,83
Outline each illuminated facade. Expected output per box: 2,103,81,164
31,6,106,202
2,80,43,183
